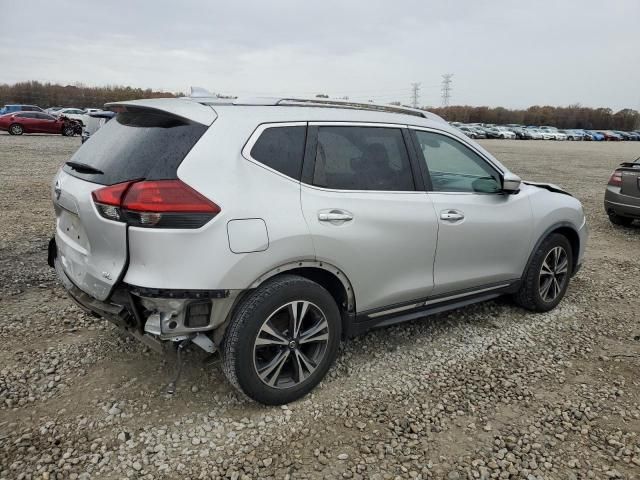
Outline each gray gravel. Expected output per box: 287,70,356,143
1,134,639,479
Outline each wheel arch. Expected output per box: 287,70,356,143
523,222,580,278
213,261,356,345
249,260,355,314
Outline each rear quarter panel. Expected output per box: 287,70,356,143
123,111,315,290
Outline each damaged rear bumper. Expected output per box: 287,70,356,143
49,237,239,353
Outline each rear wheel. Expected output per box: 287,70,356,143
608,212,634,227
514,233,573,312
9,124,23,135
222,274,341,405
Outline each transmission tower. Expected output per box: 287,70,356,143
410,82,421,108
441,74,453,106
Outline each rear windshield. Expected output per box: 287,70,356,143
62,108,208,185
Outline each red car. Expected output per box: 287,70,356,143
0,112,79,136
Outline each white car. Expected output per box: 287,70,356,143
490,127,516,139
49,95,588,404
538,126,566,141
55,108,89,125
529,128,554,140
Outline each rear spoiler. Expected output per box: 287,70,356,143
89,111,116,119
617,161,640,170
105,98,217,126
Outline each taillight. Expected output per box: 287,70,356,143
92,180,220,228
608,170,623,187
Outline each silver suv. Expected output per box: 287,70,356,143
49,96,588,404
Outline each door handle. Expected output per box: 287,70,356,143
318,210,353,222
440,210,464,221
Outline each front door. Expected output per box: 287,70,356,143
410,128,534,295
300,124,439,312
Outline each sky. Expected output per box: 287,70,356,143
1,0,639,110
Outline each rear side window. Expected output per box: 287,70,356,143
249,125,306,180
313,126,414,191
62,108,208,185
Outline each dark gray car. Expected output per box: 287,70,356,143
605,158,640,226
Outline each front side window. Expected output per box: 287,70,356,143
414,130,501,193
249,125,306,180
312,126,414,191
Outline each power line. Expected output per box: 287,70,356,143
410,82,421,108
441,74,453,106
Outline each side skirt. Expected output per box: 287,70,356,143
345,281,520,338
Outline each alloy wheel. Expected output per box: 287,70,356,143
253,300,330,389
538,246,569,302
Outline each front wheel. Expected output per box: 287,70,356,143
514,233,573,312
62,125,75,137
222,275,341,405
9,124,23,135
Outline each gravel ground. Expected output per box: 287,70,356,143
0,133,639,480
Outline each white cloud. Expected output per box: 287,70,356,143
1,0,638,109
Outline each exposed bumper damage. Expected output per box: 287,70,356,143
50,238,238,355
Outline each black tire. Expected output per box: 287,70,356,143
222,274,341,405
9,124,23,135
62,125,75,137
608,213,634,227
514,233,573,312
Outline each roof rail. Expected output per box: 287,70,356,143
186,92,431,119
275,98,429,118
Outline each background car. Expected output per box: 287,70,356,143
529,128,553,140
586,130,605,141
457,126,478,138
605,158,640,226
45,107,64,114
0,104,45,115
487,126,516,139
81,110,116,143
0,111,79,136
597,130,622,141
54,108,89,125
509,127,536,140
549,131,567,141
561,129,585,141
469,127,487,138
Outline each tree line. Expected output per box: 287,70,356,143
0,81,181,109
1,81,638,130
426,104,640,131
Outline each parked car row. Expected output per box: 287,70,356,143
452,122,640,141
0,103,110,137
0,111,82,136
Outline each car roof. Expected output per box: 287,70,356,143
107,96,449,131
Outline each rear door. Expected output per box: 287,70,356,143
53,104,213,300
300,123,439,312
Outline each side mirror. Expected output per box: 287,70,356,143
502,172,521,193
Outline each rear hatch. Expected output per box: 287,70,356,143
53,100,216,301
620,161,640,198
